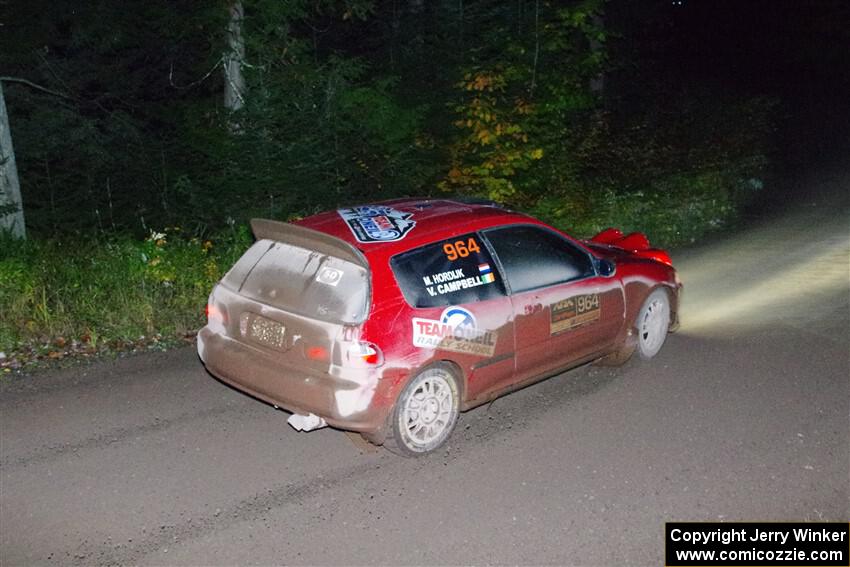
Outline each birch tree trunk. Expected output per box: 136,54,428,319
0,82,26,239
224,1,246,112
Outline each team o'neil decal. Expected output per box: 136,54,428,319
412,306,497,357
337,206,415,243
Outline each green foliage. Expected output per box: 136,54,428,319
441,71,543,201
531,170,755,248
1,0,220,235
164,1,434,229
0,227,251,352
529,93,777,246
440,0,606,203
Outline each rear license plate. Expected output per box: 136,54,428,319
247,315,285,348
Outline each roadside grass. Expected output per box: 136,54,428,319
0,226,250,368
530,168,763,248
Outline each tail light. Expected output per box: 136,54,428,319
306,346,329,361
205,288,227,330
346,342,384,367
205,303,223,323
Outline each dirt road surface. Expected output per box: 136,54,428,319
2,163,847,565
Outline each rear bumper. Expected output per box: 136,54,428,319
197,327,393,433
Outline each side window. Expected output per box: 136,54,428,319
391,233,507,308
483,225,594,294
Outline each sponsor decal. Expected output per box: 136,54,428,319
412,306,497,357
421,266,495,297
338,206,415,243
316,266,343,286
550,293,601,335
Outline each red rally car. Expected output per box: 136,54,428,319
198,199,682,456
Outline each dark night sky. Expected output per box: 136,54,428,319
669,1,847,90
660,0,850,176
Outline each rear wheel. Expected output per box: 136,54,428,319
636,289,670,359
384,363,460,457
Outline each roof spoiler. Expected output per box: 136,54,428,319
250,218,368,268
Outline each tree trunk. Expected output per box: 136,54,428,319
0,82,26,239
407,0,425,56
224,1,246,112
589,13,605,95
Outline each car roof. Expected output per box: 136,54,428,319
293,198,540,256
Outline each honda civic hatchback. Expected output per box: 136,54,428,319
198,199,681,456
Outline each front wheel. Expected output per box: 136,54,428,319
385,364,460,457
636,288,671,359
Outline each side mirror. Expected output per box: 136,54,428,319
597,258,616,277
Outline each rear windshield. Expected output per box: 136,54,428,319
391,232,506,308
223,239,370,324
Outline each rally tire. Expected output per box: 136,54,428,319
384,363,460,457
636,288,671,360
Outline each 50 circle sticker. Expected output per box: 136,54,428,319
316,267,344,286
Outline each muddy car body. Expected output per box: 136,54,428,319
198,199,681,455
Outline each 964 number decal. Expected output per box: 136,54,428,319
550,293,600,335
443,238,481,261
